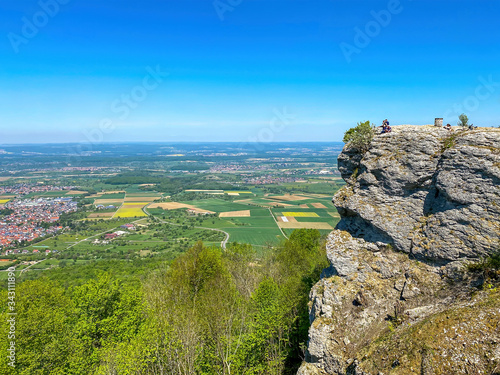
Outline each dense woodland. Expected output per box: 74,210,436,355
0,229,328,375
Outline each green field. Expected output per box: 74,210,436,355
202,208,285,246
224,228,284,248
125,185,153,194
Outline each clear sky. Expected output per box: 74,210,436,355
1,0,499,143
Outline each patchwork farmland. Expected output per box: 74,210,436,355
0,142,344,288
142,188,340,247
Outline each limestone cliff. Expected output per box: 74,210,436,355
298,125,500,375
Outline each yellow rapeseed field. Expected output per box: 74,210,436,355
281,212,319,217
113,202,149,217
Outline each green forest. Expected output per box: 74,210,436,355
0,229,329,375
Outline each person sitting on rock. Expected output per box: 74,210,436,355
444,123,453,131
382,125,392,134
380,119,391,133
468,123,477,130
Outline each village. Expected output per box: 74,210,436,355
0,197,77,252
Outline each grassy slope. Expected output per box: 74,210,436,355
359,288,500,374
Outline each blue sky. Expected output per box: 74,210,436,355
1,0,499,143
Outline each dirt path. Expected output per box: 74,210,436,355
268,207,289,240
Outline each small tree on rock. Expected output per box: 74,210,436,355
458,113,469,127
343,121,375,153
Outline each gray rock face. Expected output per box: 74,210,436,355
298,126,500,375
334,125,500,262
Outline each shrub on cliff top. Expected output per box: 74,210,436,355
343,121,375,152
468,251,500,272
458,113,469,127
467,250,500,284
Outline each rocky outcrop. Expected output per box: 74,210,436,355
336,125,500,263
298,125,500,375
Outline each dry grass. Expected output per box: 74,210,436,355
148,202,214,214
234,199,253,204
299,204,309,208
328,211,340,218
359,289,500,374
219,210,251,218
301,193,332,198
269,194,309,201
0,177,11,182
124,196,159,202
262,200,293,207
94,199,124,205
66,190,88,195
122,202,149,208
278,222,334,229
311,202,327,208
